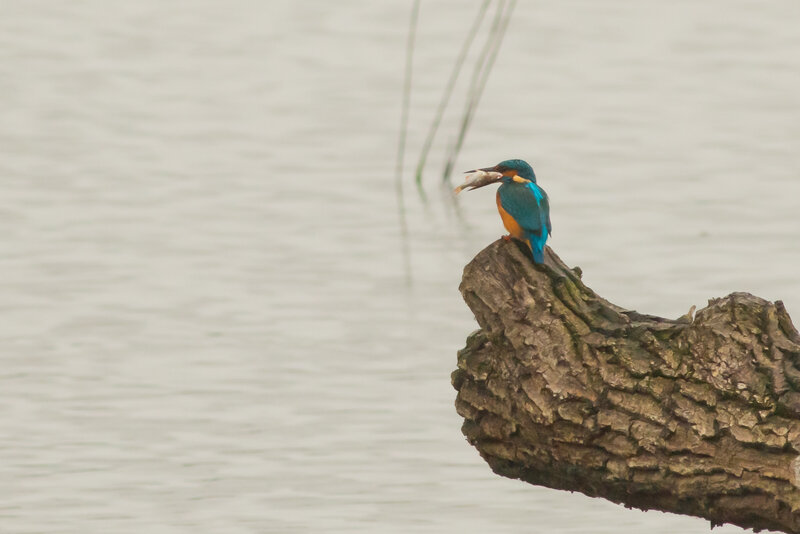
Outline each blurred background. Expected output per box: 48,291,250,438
1,1,799,532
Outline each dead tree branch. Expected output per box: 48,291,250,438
453,239,800,533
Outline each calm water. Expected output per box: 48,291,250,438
2,1,800,533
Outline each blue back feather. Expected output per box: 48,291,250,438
498,181,551,263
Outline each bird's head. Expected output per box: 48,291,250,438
464,159,536,189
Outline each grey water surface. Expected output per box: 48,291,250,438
2,1,799,533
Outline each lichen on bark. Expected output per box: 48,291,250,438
452,239,800,533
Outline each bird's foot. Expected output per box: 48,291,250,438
501,235,511,242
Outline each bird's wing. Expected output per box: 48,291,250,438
541,189,552,236
499,183,549,237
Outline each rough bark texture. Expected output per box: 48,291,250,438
452,239,800,533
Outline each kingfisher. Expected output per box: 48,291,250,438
462,159,551,263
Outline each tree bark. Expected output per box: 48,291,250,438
452,239,800,533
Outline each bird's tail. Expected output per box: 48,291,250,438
530,243,544,264
526,236,545,264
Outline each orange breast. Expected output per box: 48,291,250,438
496,191,525,239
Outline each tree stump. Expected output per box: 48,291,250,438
452,239,800,533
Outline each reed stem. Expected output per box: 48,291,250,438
442,0,516,183
414,0,492,200
394,0,420,285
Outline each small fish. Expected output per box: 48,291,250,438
453,170,503,194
